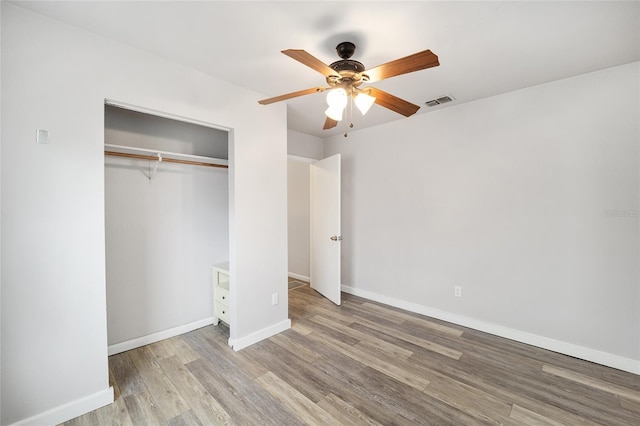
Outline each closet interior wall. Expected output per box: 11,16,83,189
104,105,229,350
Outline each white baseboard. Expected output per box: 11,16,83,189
341,285,640,375
108,317,214,355
288,272,310,282
10,387,113,426
229,319,292,351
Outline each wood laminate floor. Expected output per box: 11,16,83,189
63,285,640,425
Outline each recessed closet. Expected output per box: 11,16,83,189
104,104,229,354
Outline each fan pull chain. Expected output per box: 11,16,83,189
345,96,355,137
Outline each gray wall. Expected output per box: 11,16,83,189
105,106,229,346
288,129,323,160
325,62,640,372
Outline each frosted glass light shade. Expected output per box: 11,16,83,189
355,92,376,115
325,106,344,121
326,88,348,108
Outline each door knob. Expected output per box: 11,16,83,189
330,236,343,241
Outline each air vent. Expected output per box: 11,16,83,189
425,95,455,107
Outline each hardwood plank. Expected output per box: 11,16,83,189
184,332,302,424
122,391,166,425
411,346,633,425
269,331,322,361
189,326,267,380
308,359,428,424
317,393,383,426
157,355,232,425
63,411,98,426
312,356,478,424
156,335,201,365
290,320,314,335
290,295,353,324
147,334,203,364
185,358,265,424
351,315,463,359
256,371,338,424
620,395,640,414
187,357,303,425
458,327,589,373
95,396,133,426
147,339,173,361
243,336,357,403
262,330,433,423
306,328,431,391
310,315,414,359
510,404,567,426
509,401,605,426
422,374,515,423
359,301,464,336
108,352,146,398
167,409,203,426
542,363,640,403
294,315,361,346
128,346,190,420
338,301,406,325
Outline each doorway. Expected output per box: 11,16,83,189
104,103,230,354
287,154,342,305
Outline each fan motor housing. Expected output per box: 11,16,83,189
329,59,365,74
327,59,369,87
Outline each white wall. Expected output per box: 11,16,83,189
104,107,229,347
1,4,288,425
325,62,640,373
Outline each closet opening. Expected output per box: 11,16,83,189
104,102,230,355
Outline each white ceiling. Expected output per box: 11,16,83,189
12,1,640,138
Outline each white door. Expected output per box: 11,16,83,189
310,154,341,305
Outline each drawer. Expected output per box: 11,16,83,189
215,287,229,304
215,301,230,324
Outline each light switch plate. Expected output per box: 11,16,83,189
37,129,49,144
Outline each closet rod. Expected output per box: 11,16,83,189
105,150,228,169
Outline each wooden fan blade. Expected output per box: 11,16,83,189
368,87,420,117
366,50,439,83
282,49,338,77
258,87,326,105
323,117,338,130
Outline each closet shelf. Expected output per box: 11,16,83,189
104,143,228,169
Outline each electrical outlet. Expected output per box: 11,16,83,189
272,292,279,306
454,286,462,298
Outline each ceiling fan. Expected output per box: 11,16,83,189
258,41,439,133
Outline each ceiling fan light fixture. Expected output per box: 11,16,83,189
355,92,376,115
258,43,440,133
